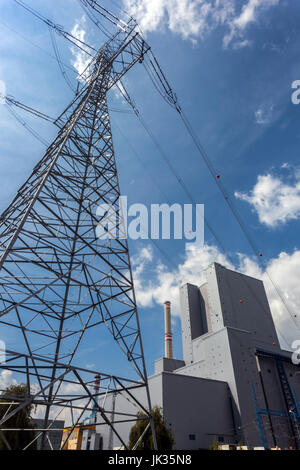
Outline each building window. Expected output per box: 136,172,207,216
189,434,196,441
218,436,224,443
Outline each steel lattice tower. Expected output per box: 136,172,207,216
0,17,157,450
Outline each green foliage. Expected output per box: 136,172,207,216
128,405,174,450
210,436,220,450
0,383,37,450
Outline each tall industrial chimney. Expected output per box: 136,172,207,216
164,301,173,359
92,374,101,421
93,374,100,393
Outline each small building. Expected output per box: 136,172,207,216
62,423,103,450
81,427,103,450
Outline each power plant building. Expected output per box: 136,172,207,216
96,262,300,450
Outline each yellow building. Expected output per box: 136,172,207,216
61,424,96,450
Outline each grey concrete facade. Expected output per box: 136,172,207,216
177,263,300,449
81,428,103,450
96,262,300,450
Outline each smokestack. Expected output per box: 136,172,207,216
164,301,173,359
93,374,100,394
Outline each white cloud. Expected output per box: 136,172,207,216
231,38,252,50
265,250,300,325
0,371,91,428
70,16,92,81
281,162,289,169
238,249,300,348
133,242,300,349
0,370,17,390
31,379,90,428
112,79,129,103
124,0,228,41
235,173,300,227
123,0,280,47
254,105,275,125
132,243,233,313
223,0,280,47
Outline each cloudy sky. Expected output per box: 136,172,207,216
1,0,300,389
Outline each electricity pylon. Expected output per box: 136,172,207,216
0,16,157,450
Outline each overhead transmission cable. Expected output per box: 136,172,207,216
111,117,182,273
100,0,132,19
112,90,291,347
48,26,76,93
0,19,78,76
79,0,131,30
3,90,293,348
5,105,50,147
1,94,61,146
140,49,300,332
12,0,95,56
8,0,297,338
107,114,294,348
112,91,294,345
116,53,299,340
4,92,181,280
112,117,172,204
77,0,111,38
5,96,57,123
114,81,227,255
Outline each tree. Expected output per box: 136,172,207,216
238,440,244,450
210,436,220,450
0,384,37,450
128,406,174,450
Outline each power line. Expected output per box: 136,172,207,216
177,108,300,330
4,93,292,348
12,0,95,56
5,105,50,147
77,0,111,38
48,27,76,94
0,19,77,75
113,82,295,349
140,48,300,333
111,117,172,205
80,0,132,30
114,105,295,347
4,92,182,281
5,0,298,338
4,92,293,349
4,96,57,123
114,81,229,255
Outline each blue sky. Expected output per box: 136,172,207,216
1,0,300,386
